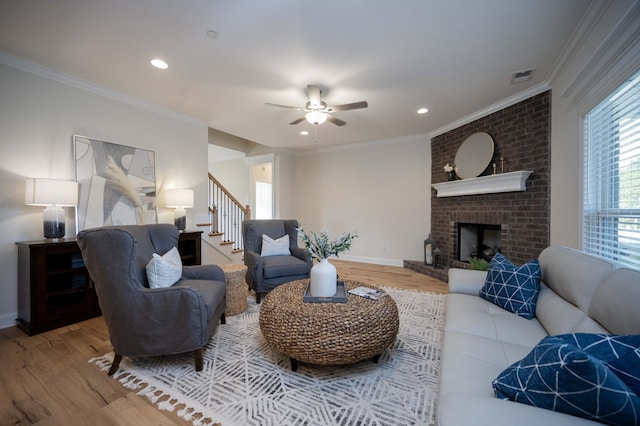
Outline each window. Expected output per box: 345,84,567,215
583,70,640,268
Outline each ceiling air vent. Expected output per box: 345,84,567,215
511,68,535,84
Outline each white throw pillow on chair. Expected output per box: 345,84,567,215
146,246,183,288
261,235,291,256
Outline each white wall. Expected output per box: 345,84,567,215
275,151,296,220
293,135,431,266
0,60,208,329
208,157,250,206
549,0,640,248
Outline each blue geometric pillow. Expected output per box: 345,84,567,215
556,333,640,396
479,252,541,319
493,336,640,425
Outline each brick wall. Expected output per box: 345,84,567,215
412,91,550,281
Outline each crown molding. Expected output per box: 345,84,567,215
429,82,550,139
547,0,612,86
293,132,429,157
561,1,640,109
0,50,207,127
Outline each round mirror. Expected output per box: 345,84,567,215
454,132,495,179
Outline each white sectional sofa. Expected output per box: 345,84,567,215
438,245,640,426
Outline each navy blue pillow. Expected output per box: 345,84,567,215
479,252,541,319
556,333,640,397
494,336,640,425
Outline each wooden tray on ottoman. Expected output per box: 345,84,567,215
303,280,348,303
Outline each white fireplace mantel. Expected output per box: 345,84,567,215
431,170,533,197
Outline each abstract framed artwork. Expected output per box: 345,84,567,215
74,135,157,231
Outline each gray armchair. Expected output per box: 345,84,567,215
242,219,312,303
77,224,226,375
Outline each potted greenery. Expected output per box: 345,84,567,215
298,228,357,297
469,256,489,271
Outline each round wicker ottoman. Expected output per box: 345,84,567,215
259,279,399,371
220,263,248,316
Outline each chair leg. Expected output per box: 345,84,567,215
220,312,226,324
108,353,123,376
194,348,203,372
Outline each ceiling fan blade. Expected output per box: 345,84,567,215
326,101,368,112
307,85,322,107
289,117,306,125
265,102,304,111
327,115,346,126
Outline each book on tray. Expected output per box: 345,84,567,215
348,286,387,300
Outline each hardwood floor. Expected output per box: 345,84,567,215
0,260,447,425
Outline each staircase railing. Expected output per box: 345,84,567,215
208,173,251,251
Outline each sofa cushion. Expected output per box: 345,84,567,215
589,268,640,335
440,329,535,397
539,246,613,313
556,333,640,397
445,294,548,347
480,253,541,319
146,247,182,288
535,284,609,336
261,234,291,256
493,336,640,426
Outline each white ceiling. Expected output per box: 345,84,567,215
0,0,591,152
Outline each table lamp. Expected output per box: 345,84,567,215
165,188,194,231
25,178,78,239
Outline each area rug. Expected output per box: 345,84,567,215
90,287,446,426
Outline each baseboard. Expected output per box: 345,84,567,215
0,311,18,330
336,254,404,267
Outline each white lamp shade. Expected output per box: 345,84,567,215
305,111,328,125
25,178,78,206
165,188,194,208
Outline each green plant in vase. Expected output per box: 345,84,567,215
297,228,358,297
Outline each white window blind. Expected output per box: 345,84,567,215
583,70,640,269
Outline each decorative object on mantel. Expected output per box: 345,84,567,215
443,163,458,181
432,170,533,197
433,246,444,268
298,228,358,297
424,234,437,265
25,178,78,239
454,132,495,179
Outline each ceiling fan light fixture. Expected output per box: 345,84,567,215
305,111,327,125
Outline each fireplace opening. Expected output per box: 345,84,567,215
457,223,501,262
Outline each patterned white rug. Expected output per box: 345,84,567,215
90,287,446,426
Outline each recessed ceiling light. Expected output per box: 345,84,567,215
300,131,309,136
150,59,168,69
207,30,220,40
417,107,429,114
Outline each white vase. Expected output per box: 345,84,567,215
309,258,337,297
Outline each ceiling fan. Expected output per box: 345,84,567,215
265,85,368,126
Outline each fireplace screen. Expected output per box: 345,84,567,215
457,223,501,262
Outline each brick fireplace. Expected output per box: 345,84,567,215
405,91,550,282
